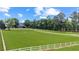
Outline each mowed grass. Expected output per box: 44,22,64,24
0,30,3,51
2,29,79,50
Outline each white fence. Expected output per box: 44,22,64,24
8,41,79,51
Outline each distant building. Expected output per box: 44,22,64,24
18,23,26,28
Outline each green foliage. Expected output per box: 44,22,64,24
0,20,6,30
24,20,31,27
5,18,19,30
23,11,79,32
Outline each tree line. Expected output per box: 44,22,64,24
24,11,79,32
0,11,79,32
0,18,19,30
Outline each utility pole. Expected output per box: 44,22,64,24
76,8,79,32
77,8,79,22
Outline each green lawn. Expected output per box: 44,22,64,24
2,29,79,50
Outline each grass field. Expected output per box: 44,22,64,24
0,29,79,51
2,29,79,50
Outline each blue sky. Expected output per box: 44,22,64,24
0,7,78,22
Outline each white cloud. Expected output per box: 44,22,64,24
0,7,10,13
35,7,44,16
34,7,60,17
45,8,60,16
39,16,47,19
18,13,23,17
4,13,11,17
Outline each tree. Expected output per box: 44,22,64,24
5,18,11,30
5,18,19,30
24,20,31,28
70,11,79,32
0,20,6,30
57,12,65,31
64,18,73,31
53,12,65,31
11,18,19,28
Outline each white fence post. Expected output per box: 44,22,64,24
39,46,41,51
53,44,56,49
46,45,48,50
39,46,42,51
30,47,32,51
65,42,67,47
70,42,72,46
59,43,62,48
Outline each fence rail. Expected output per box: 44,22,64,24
8,41,79,51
